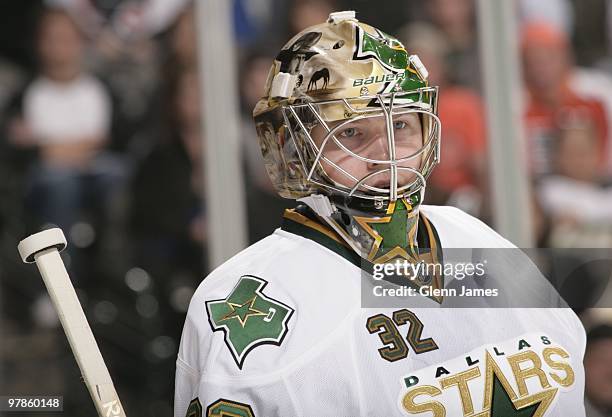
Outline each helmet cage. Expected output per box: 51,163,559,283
282,87,441,202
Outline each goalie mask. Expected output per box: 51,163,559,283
253,11,441,263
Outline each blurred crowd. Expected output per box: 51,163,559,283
1,0,612,416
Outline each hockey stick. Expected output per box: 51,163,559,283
18,228,126,417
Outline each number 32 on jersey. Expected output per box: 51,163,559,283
366,309,438,362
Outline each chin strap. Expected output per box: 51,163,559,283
298,194,366,256
297,194,336,218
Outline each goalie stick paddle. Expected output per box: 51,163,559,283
18,228,127,417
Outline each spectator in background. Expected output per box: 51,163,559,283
425,0,481,92
82,0,173,154
522,22,608,178
538,123,612,247
519,0,612,178
51,0,193,153
584,324,612,417
5,7,125,247
519,0,574,34
570,61,612,178
398,22,487,218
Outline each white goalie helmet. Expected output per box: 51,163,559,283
253,11,440,207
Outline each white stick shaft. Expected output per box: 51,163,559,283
34,248,126,417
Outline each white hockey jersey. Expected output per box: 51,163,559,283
174,205,586,417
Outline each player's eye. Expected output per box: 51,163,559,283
393,120,407,130
339,127,358,138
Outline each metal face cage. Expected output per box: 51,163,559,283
282,87,441,202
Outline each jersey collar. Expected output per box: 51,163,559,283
281,204,443,268
281,204,446,303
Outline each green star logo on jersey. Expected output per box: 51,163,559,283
489,374,540,416
473,373,558,417
475,351,557,417
354,198,420,263
370,199,410,248
206,276,294,369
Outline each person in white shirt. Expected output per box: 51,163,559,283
7,7,124,235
